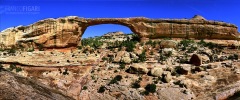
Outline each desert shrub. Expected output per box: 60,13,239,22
58,68,62,74
187,46,197,53
102,57,108,61
145,83,156,93
119,63,125,69
138,50,146,62
179,39,194,47
108,75,122,85
60,19,66,23
142,91,150,95
228,54,238,60
173,80,187,88
81,37,103,49
0,64,4,71
27,48,34,52
77,46,82,50
68,19,74,23
109,56,114,62
205,42,217,49
159,50,172,62
98,86,106,93
120,40,136,52
37,44,44,51
8,64,16,71
63,68,69,75
131,81,141,88
0,48,4,51
198,39,220,49
146,40,153,45
131,34,141,42
8,46,16,54
82,86,88,90
198,39,207,46
7,64,22,72
165,51,172,57
15,67,22,72
159,54,167,62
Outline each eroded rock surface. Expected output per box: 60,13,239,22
0,71,74,100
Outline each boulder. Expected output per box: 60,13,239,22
127,63,149,74
122,56,131,64
162,71,172,83
0,71,73,100
113,51,126,63
159,40,177,49
190,54,202,66
157,88,195,100
150,67,163,77
162,48,177,56
175,65,191,75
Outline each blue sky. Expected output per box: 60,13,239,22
0,0,239,38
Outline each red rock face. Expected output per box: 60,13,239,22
0,15,239,49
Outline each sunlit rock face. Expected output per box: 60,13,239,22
0,15,238,49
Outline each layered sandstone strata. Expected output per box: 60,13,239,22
0,15,239,49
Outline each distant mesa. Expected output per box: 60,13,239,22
0,15,239,49
103,31,125,37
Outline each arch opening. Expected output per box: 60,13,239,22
82,24,133,38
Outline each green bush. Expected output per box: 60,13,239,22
7,64,22,72
142,91,150,95
119,63,125,69
0,64,4,71
81,37,103,49
228,54,238,60
173,80,186,88
131,34,140,42
98,86,106,93
77,46,82,50
121,40,136,52
63,68,69,75
138,50,146,62
145,84,156,93
131,81,140,88
8,46,16,54
179,39,194,47
187,46,197,53
16,67,22,72
60,19,66,23
82,86,88,90
8,64,16,71
108,75,122,85
102,57,108,61
198,39,219,49
159,54,167,62
37,44,44,51
68,19,74,23
27,48,34,52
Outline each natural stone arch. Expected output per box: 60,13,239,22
0,15,238,49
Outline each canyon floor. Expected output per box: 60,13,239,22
1,32,240,100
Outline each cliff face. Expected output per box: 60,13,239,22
0,15,239,49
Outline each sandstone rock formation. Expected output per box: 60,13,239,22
0,15,239,49
0,71,74,100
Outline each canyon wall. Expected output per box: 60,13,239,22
0,15,239,49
